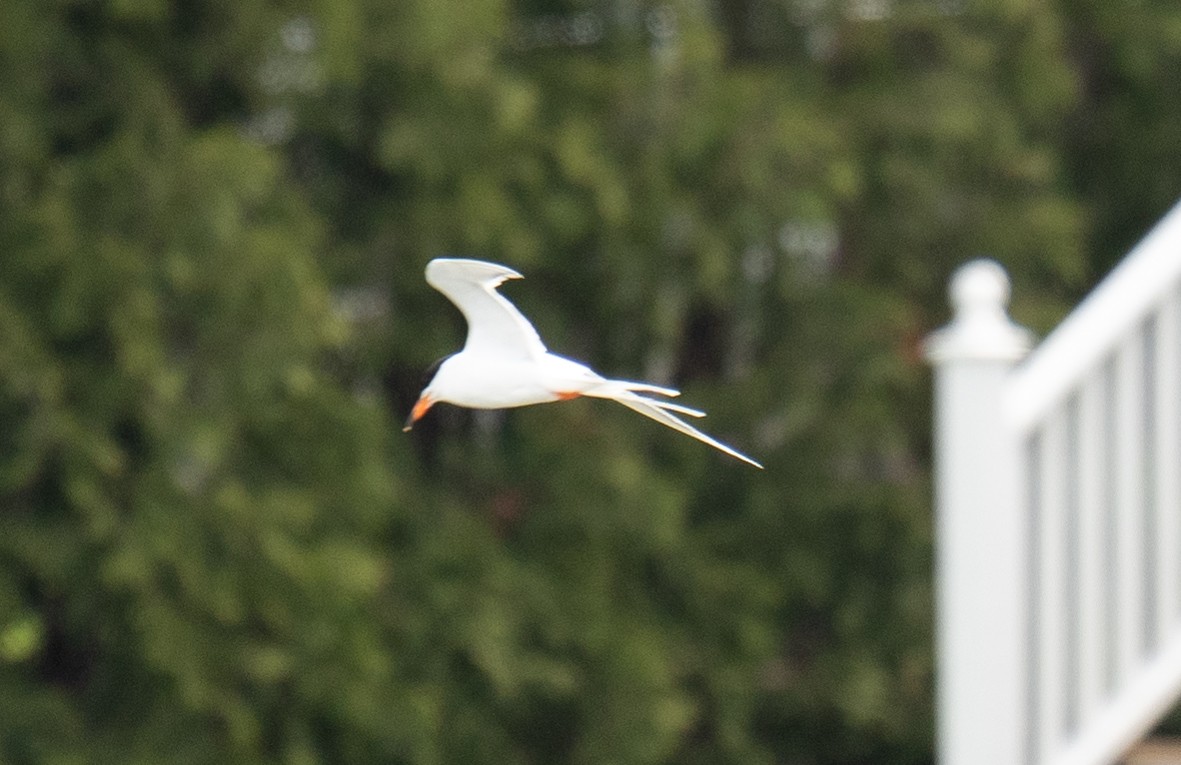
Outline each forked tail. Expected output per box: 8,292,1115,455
581,381,764,469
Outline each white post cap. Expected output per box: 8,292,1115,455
926,259,1033,363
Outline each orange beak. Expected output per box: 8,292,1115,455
403,394,435,431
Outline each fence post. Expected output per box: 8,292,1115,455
926,260,1033,765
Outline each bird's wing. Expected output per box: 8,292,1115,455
425,258,548,360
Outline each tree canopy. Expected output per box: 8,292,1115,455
1,1,1178,763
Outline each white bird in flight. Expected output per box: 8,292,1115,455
404,258,763,469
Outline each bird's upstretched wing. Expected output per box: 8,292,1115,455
425,258,548,360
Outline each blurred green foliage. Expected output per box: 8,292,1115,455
1,0,1179,763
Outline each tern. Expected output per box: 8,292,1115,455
404,258,763,469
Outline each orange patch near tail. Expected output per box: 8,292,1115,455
555,391,582,401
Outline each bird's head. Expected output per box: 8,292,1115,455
403,355,451,431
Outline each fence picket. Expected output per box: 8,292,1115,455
1034,412,1071,759
1153,292,1181,640
1076,377,1108,721
1114,330,1148,681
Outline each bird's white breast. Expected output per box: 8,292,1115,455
432,353,576,408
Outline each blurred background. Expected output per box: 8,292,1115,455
1,0,1180,763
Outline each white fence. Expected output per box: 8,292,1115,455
927,200,1181,765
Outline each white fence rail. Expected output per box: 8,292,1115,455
927,200,1181,765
